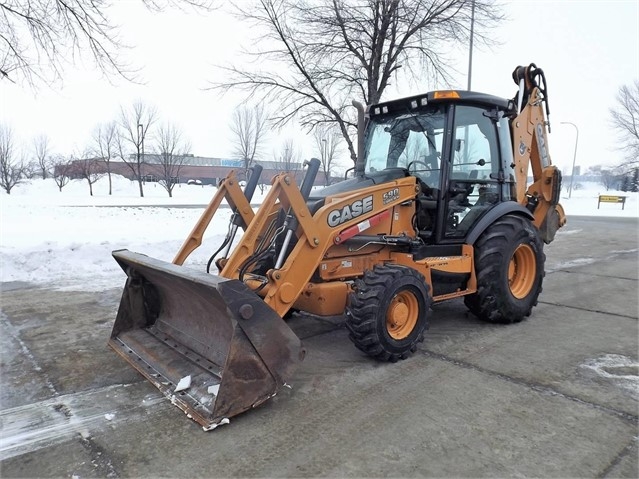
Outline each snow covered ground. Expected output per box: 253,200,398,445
1,175,637,291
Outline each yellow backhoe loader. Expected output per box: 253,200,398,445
109,63,566,430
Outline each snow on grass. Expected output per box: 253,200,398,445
1,176,637,291
559,185,638,217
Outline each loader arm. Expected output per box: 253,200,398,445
220,173,420,318
173,169,258,265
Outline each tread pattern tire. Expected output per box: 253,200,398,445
464,214,545,323
346,265,430,362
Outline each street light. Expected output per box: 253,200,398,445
467,0,475,90
137,123,144,161
137,123,145,183
560,121,579,198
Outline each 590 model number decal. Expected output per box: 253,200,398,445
327,195,373,227
383,188,400,204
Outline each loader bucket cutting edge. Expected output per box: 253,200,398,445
109,249,304,430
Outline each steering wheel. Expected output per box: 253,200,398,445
407,160,432,174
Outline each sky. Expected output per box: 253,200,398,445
1,174,637,290
1,0,638,175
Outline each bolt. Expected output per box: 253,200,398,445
313,238,320,246
284,176,290,185
238,304,254,320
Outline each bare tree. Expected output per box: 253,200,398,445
230,104,268,173
76,153,105,196
51,155,73,191
313,124,342,185
610,80,639,171
0,0,216,86
275,138,302,181
93,121,117,195
119,101,158,197
215,0,503,163
22,160,39,179
33,134,51,179
151,123,191,197
0,124,25,194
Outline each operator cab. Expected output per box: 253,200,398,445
365,91,518,244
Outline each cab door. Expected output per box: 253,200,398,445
440,104,508,240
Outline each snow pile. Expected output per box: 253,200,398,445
1,176,637,291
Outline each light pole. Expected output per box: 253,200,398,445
137,123,145,183
560,121,579,198
467,0,475,90
137,123,144,160
322,138,328,185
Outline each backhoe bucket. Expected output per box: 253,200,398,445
109,249,304,430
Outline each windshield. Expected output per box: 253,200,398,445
364,105,447,184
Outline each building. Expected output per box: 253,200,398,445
67,154,326,186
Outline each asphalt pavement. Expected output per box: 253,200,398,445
1,215,637,478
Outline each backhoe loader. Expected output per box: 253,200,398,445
109,63,566,430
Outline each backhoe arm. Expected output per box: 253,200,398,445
511,63,566,243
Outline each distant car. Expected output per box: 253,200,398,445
187,179,202,185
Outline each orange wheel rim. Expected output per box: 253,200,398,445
508,244,536,299
386,291,419,340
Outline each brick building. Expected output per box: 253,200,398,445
66,154,326,186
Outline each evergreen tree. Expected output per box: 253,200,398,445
620,174,630,192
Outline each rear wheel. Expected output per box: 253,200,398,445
346,265,430,362
465,215,545,323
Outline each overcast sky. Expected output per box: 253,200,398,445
1,0,638,175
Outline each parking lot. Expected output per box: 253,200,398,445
1,215,637,478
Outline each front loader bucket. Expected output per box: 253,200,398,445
109,249,304,430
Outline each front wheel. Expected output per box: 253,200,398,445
346,265,431,362
464,215,545,323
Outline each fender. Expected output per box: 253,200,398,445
465,202,534,245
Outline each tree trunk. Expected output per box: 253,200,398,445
136,159,144,197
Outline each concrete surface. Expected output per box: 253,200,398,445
1,216,637,478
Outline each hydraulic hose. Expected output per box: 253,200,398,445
275,158,321,269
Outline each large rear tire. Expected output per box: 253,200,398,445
464,215,545,323
346,265,430,362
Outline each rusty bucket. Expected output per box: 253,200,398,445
109,250,304,430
